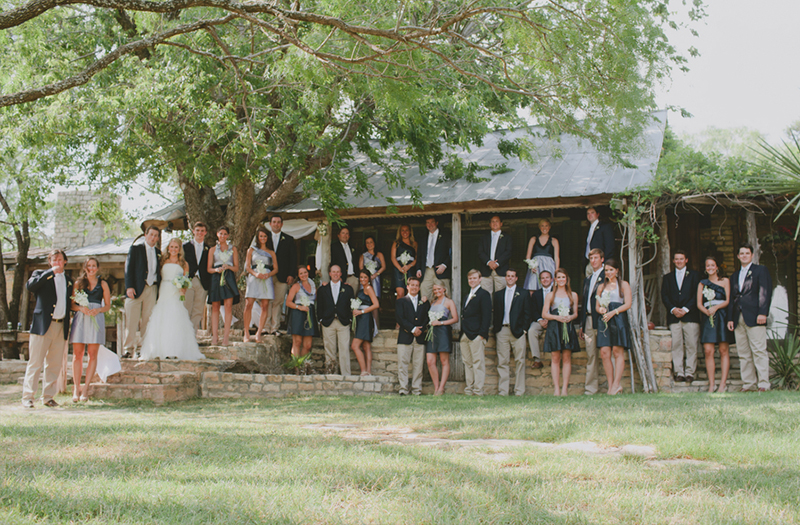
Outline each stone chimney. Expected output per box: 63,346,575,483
53,190,123,249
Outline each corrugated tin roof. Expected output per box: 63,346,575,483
271,110,666,214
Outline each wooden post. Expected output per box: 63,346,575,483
627,214,658,393
451,213,462,331
319,221,331,284
745,210,761,264
19,270,30,330
655,210,671,327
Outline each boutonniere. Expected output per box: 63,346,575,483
499,233,504,239
747,270,752,278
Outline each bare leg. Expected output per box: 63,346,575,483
704,343,716,392
72,344,85,402
256,300,270,342
561,350,572,396
372,309,380,336
364,341,373,375
222,298,233,345
243,298,255,342
300,336,313,357
550,350,562,395
352,338,367,373
438,353,450,393
426,353,440,393
82,344,99,400
600,346,613,394
211,303,220,345
718,343,730,393
611,347,625,394
291,335,303,357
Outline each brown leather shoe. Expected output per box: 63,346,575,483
43,399,59,407
532,360,544,369
758,387,768,392
22,400,34,409
685,375,694,383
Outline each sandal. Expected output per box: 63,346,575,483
79,395,89,402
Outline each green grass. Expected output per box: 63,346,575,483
2,386,799,524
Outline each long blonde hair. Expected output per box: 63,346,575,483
395,224,416,246
161,238,187,268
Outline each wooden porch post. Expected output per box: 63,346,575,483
655,209,671,327
627,213,658,393
319,221,331,284
745,210,761,264
451,213,462,331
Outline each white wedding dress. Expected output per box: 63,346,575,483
140,263,205,360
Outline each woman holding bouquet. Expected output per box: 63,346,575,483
542,268,579,396
523,219,560,291
140,238,205,360
697,256,731,393
426,280,459,395
351,269,380,375
243,226,278,342
595,258,632,395
69,257,111,402
286,266,317,359
390,224,417,300
359,235,385,335
208,226,240,346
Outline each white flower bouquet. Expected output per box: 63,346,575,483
255,260,270,294
597,290,612,310
702,286,717,327
296,293,313,330
350,298,362,332
217,248,233,287
557,303,571,344
173,275,192,301
524,258,539,271
73,289,100,332
426,310,445,341
397,252,413,285
364,260,378,276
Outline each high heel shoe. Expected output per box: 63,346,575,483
79,395,89,402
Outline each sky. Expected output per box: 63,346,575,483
657,0,800,141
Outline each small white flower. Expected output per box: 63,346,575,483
597,290,612,309
524,258,539,271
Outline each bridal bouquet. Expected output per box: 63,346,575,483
524,258,539,271
73,290,100,332
597,290,612,310
397,252,413,285
425,310,444,341
173,275,192,301
350,298,362,332
364,259,378,276
254,260,270,294
557,303,571,344
295,293,313,330
702,286,717,327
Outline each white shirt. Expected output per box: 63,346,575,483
739,263,752,291
330,281,340,305
409,294,418,311
586,267,602,311
675,267,686,290
145,242,157,286
426,229,438,268
52,272,67,320
192,239,204,266
489,230,501,263
341,242,354,275
585,219,600,258
502,285,516,325
465,285,480,306
271,231,281,252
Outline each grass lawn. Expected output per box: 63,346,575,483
2,384,799,524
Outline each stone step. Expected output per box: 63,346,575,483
670,379,745,393
88,380,199,404
201,372,395,398
106,370,199,386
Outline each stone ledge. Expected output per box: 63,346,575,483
201,372,397,398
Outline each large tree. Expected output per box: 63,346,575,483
1,0,704,256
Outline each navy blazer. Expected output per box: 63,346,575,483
416,229,452,279
587,222,615,260
527,288,549,323
183,241,211,291
728,264,772,328
272,231,297,283
661,269,701,324
493,286,530,339
477,231,513,277
124,242,162,299
27,268,72,339
461,287,491,341
316,281,354,327
396,295,431,345
580,269,605,328
331,241,358,276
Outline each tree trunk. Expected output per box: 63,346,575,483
655,209,671,327
626,214,658,393
745,210,761,265
9,220,31,328
0,239,10,328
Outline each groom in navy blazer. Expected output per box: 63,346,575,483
21,249,73,408
123,225,161,357
183,221,211,330
317,265,355,375
727,243,773,391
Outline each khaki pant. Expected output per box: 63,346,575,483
496,326,527,396
22,322,66,403
344,275,359,293
397,341,425,395
527,321,546,360
583,317,600,395
420,268,450,299
322,319,352,376
734,314,770,391
267,279,288,333
460,334,486,395
183,276,207,330
481,271,506,307
123,284,157,352
670,321,700,377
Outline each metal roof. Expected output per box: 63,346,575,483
271,110,667,215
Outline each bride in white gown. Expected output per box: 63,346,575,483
140,238,206,360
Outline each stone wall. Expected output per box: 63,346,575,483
201,372,395,398
53,190,122,249
0,360,27,383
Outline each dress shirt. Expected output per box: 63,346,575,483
539,285,552,320
674,267,690,314
193,239,204,265
410,294,418,311
465,285,480,306
489,230,501,263
145,243,157,286
585,219,600,258
586,268,602,311
342,242,354,275
52,272,67,320
331,281,340,305
426,229,438,268
271,231,281,252
502,285,516,325
739,263,752,291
